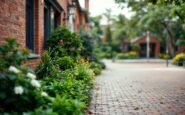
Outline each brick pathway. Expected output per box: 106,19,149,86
88,60,185,115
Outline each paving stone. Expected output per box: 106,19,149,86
87,61,185,115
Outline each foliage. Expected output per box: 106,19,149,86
0,67,47,113
79,29,95,60
131,44,141,52
105,26,113,46
52,95,85,115
90,16,103,46
0,39,48,113
97,44,112,59
46,27,82,58
115,0,185,55
0,20,106,113
35,51,61,79
54,56,75,70
0,38,97,114
74,64,95,85
172,53,185,66
41,58,95,105
90,62,102,75
0,38,29,72
116,51,139,59
158,53,170,59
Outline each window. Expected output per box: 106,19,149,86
44,0,62,48
26,0,34,51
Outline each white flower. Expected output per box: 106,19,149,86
9,66,20,74
41,92,48,97
14,86,24,95
30,79,41,88
26,73,36,79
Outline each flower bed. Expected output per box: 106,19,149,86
0,27,105,114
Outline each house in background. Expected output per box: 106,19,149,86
122,32,185,58
0,0,90,68
132,34,160,58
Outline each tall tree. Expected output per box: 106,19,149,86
103,9,113,45
115,0,185,55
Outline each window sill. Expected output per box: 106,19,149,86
28,53,40,59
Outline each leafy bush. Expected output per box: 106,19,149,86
0,39,48,113
98,44,112,59
74,59,94,83
52,95,85,115
79,29,94,60
0,38,29,72
0,67,48,113
24,95,85,115
42,61,94,105
0,38,90,114
172,53,185,66
116,51,139,59
54,56,75,70
90,62,102,75
131,44,141,52
158,53,170,59
47,27,82,58
35,51,61,79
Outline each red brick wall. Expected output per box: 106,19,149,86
0,0,90,69
34,0,44,55
0,0,26,47
74,7,80,32
0,0,43,69
58,0,69,26
178,46,185,53
24,58,41,69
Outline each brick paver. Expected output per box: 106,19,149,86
88,60,185,115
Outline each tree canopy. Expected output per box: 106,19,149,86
113,0,185,55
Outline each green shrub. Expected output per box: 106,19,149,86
131,44,141,52
116,51,139,59
0,39,49,113
24,108,58,115
79,29,94,60
74,64,94,84
172,53,185,66
42,70,93,104
90,62,102,75
116,53,129,59
47,27,82,58
35,51,61,79
52,95,85,115
0,38,93,114
0,68,48,113
0,38,29,72
158,53,170,59
54,56,74,70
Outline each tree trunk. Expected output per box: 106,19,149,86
161,22,175,56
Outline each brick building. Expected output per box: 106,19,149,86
0,0,89,68
132,35,160,58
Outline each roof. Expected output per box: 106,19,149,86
132,34,160,44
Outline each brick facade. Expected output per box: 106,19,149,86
0,0,26,47
34,0,44,54
0,0,89,68
178,46,185,53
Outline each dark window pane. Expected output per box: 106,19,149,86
26,0,34,51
